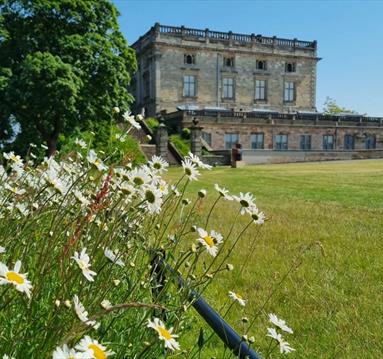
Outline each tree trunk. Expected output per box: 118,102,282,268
47,135,58,157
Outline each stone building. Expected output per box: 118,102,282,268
131,24,383,156
132,23,318,115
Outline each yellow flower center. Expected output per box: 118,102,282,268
78,260,87,270
89,344,107,359
6,271,25,284
204,235,215,248
94,159,101,166
158,326,172,340
235,293,243,300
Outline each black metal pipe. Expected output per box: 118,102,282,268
151,252,262,359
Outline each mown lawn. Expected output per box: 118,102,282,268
166,159,383,358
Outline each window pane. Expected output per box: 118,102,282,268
224,133,239,149
251,133,264,149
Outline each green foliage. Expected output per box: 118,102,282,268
59,122,146,165
169,134,190,157
145,117,159,133
181,127,191,140
322,97,358,115
0,0,136,155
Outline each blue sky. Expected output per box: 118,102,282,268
114,0,383,116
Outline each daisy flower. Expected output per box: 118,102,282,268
52,344,90,359
0,260,32,298
74,138,87,149
128,167,150,187
0,246,5,254
72,248,97,282
266,328,295,354
214,184,233,201
74,190,90,207
101,299,112,310
73,295,100,329
228,291,247,306
3,151,23,166
123,111,141,129
76,336,115,358
148,155,169,174
147,317,180,351
182,159,200,181
249,207,265,225
87,150,107,171
233,192,257,215
269,313,293,334
104,248,125,267
187,152,212,170
4,183,26,195
112,106,120,114
196,228,223,257
141,184,163,214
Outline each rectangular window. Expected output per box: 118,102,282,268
300,135,311,150
344,134,355,150
255,80,266,100
250,133,264,149
202,132,212,147
143,72,150,99
183,75,196,97
223,77,234,99
365,134,376,149
275,134,288,150
284,82,295,102
323,135,334,150
224,133,239,150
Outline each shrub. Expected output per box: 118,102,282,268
145,117,159,133
170,134,190,157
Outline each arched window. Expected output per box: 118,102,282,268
285,62,296,73
184,54,195,65
256,60,266,70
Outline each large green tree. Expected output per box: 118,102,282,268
0,0,136,155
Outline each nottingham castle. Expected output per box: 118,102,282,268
131,23,382,162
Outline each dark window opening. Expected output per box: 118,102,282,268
184,54,195,65
285,62,296,73
251,133,264,149
300,135,311,150
344,134,355,150
365,134,376,149
275,134,288,150
256,60,267,70
323,135,334,150
224,57,234,67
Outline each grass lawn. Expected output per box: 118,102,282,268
166,159,383,358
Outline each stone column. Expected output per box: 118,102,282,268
155,122,168,158
189,118,203,157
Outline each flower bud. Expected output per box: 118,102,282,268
226,263,234,271
198,189,207,198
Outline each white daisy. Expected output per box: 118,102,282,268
87,150,107,171
233,192,257,215
0,246,5,254
72,248,97,282
196,228,223,257
157,180,169,196
228,291,247,306
123,111,141,129
0,260,33,298
147,317,180,351
148,155,169,174
187,152,212,170
74,190,90,207
112,106,120,114
182,159,200,181
128,167,150,187
141,184,163,214
214,184,233,201
3,151,23,166
15,203,29,217
73,295,100,329
269,313,293,334
52,344,90,359
76,336,115,358
74,138,87,149
44,168,67,195
249,206,265,225
4,183,26,195
3,355,15,359
266,328,295,354
104,248,125,267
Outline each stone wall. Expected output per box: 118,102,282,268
242,149,383,164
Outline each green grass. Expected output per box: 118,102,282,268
166,159,383,358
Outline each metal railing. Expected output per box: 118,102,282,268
151,252,262,359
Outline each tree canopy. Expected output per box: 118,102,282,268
0,0,136,155
322,97,359,115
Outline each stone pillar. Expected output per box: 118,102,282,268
155,121,168,158
189,118,203,157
